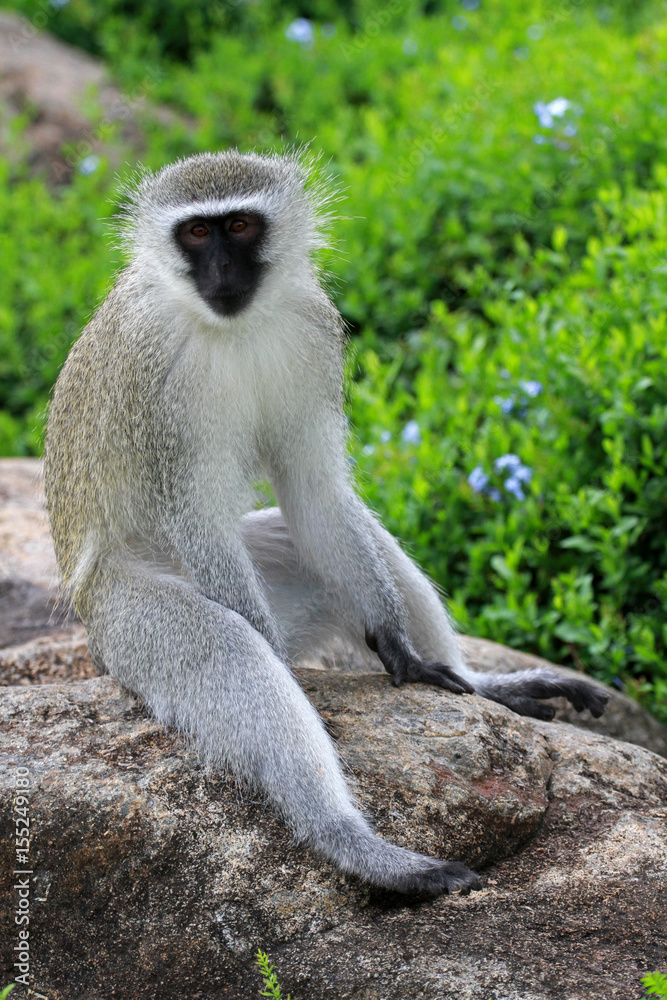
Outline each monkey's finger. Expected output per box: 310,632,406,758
422,662,475,694
405,662,473,695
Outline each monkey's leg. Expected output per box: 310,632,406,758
88,564,481,896
241,508,608,722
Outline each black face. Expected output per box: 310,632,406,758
174,213,267,317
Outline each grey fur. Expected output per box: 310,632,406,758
44,150,606,897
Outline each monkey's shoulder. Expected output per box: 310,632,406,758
57,272,177,392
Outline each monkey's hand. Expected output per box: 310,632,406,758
365,629,474,695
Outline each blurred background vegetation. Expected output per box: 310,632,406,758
1,0,666,719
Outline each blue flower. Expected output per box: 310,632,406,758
401,420,421,445
504,476,526,501
79,155,100,175
518,379,543,398
494,395,516,414
285,18,314,44
533,102,554,128
468,465,489,493
362,445,375,457
379,430,392,444
487,487,502,502
513,464,533,484
494,453,521,474
547,97,570,117
533,97,570,129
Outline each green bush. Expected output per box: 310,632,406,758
643,971,667,999
349,168,667,719
0,160,114,453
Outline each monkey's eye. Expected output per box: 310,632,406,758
190,223,209,238
229,219,248,234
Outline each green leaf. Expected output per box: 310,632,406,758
559,536,598,553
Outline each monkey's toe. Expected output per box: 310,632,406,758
569,682,609,718
510,697,557,721
401,861,482,897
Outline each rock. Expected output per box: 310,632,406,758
0,459,76,650
0,627,92,686
0,672,665,999
0,11,186,184
1,457,666,997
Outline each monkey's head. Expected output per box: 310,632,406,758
120,150,332,322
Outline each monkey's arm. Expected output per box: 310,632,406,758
268,414,472,693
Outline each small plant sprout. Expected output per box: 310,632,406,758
0,986,16,1000
643,971,667,999
256,950,291,1000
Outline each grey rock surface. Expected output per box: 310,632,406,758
0,673,666,999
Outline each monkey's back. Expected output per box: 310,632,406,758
44,271,179,601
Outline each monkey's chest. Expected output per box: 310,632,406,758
161,331,298,503
179,360,272,483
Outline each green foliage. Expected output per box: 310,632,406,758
0,986,16,1000
0,160,114,453
256,949,291,1000
643,972,667,999
1,0,666,718
349,168,667,720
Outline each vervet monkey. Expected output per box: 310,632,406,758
44,151,607,896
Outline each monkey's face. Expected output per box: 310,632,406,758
174,213,267,317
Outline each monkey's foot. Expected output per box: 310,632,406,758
484,673,609,721
390,860,482,896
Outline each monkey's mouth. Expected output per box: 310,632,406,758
204,287,256,317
